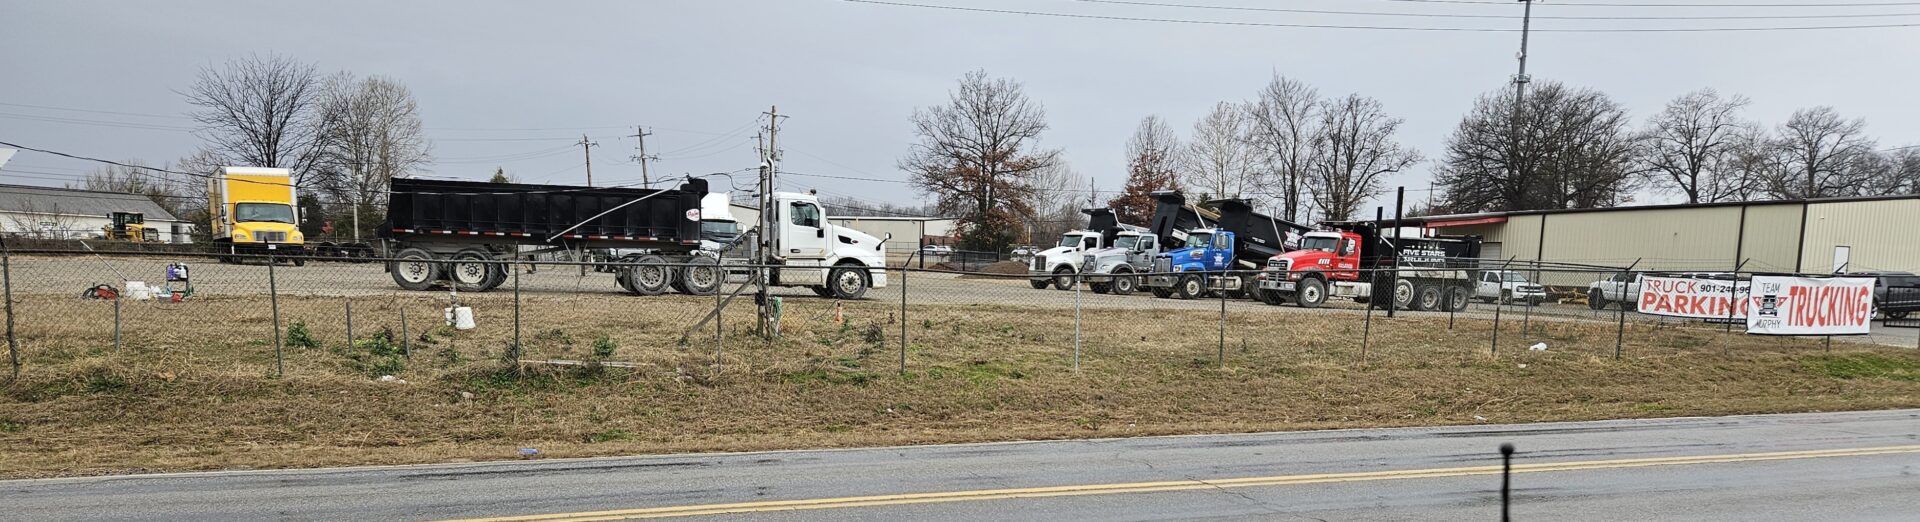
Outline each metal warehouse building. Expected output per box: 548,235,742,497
1409,194,1920,283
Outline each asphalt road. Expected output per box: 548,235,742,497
6,410,1919,521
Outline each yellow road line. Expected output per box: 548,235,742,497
442,444,1920,522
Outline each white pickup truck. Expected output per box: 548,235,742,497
1587,271,1640,311
1476,270,1547,305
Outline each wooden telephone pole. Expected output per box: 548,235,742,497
628,126,657,187
577,134,599,186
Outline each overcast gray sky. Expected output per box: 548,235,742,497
4,0,1917,215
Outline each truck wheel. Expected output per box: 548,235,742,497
625,255,671,296
1295,277,1327,308
1888,311,1910,320
678,256,721,296
1588,289,1608,310
1150,287,1173,299
1392,279,1417,310
829,265,870,300
1446,286,1471,312
479,262,508,292
291,256,306,267
1110,271,1137,295
1090,282,1111,294
811,286,834,297
1175,274,1205,300
390,248,441,291
448,250,496,292
1415,284,1442,312
1052,266,1077,291
1029,279,1050,290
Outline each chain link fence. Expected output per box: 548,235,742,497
2,243,1916,386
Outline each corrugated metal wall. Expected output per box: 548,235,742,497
1541,206,1743,272
1737,204,1803,273
1800,199,1920,274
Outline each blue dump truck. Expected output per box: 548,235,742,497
1142,191,1311,300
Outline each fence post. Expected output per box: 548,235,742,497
1520,261,1535,338
1362,269,1376,365
269,251,283,377
1218,272,1227,369
399,305,410,359
113,297,122,352
1615,258,1641,360
345,299,355,344
1724,259,1748,333
899,256,909,374
1491,258,1515,358
717,259,726,367
1073,264,1082,371
512,260,522,366
1,236,15,382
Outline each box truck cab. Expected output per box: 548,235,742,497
208,167,304,264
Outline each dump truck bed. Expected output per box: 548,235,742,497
382,177,708,248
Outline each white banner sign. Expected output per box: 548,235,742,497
1637,276,1749,320
1746,276,1876,335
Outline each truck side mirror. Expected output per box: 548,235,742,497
816,229,825,238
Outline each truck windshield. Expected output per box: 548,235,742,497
701,220,739,241
1504,273,1530,283
235,203,295,224
1113,235,1138,250
1057,235,1084,248
1184,233,1212,249
1300,236,1338,252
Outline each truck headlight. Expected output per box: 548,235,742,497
1173,266,1183,272
234,231,249,241
292,232,303,241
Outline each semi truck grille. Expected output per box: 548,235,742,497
256,231,288,243
1267,259,1290,272
1153,258,1171,274
1032,257,1046,271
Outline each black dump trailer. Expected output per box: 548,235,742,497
380,177,715,294
1339,222,1483,270
1146,191,1310,269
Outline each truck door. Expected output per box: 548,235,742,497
1478,272,1499,298
1132,236,1156,267
1210,234,1232,270
782,201,828,260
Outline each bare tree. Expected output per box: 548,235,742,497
1437,81,1640,212
1305,94,1421,221
1762,107,1879,199
1879,146,1920,195
899,70,1061,252
72,161,191,217
183,53,329,187
1106,115,1183,224
1245,75,1319,221
1027,163,1088,244
1181,101,1262,202
1638,89,1756,204
315,73,432,240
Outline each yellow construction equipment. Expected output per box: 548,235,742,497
102,211,159,242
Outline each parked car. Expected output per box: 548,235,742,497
919,244,952,255
1475,270,1546,305
1856,271,1920,320
1011,246,1038,257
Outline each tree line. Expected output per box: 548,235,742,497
900,70,1918,253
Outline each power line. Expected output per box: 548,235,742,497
0,112,202,132
0,102,193,120
1076,0,1920,20
847,0,1920,31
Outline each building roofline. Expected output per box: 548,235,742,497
0,183,177,199
1411,193,1920,223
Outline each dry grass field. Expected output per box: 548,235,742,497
3,292,1920,479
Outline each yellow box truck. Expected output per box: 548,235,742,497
208,166,305,264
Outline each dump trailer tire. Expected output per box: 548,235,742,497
812,286,834,297
1029,279,1050,290
390,248,441,291
829,265,871,300
678,256,721,296
479,262,508,292
1391,279,1417,311
1110,270,1137,295
1090,281,1111,294
1175,274,1205,300
1294,277,1327,308
1414,283,1443,312
1446,286,1471,312
626,255,672,296
448,250,496,292
1588,289,1608,310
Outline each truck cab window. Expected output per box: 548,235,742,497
1340,239,1355,256
1139,237,1155,251
235,203,295,224
789,202,821,228
1082,236,1097,249
1213,235,1229,249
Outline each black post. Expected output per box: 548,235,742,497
399,305,411,359
1492,257,1514,357
114,297,122,352
900,252,912,374
1500,443,1515,522
1615,258,1641,360
269,250,283,377
1362,268,1376,364
1218,271,1228,368
1725,259,1748,333
1390,189,1404,319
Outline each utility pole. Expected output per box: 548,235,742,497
577,134,599,187
1508,0,1534,208
757,106,787,338
628,126,657,187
